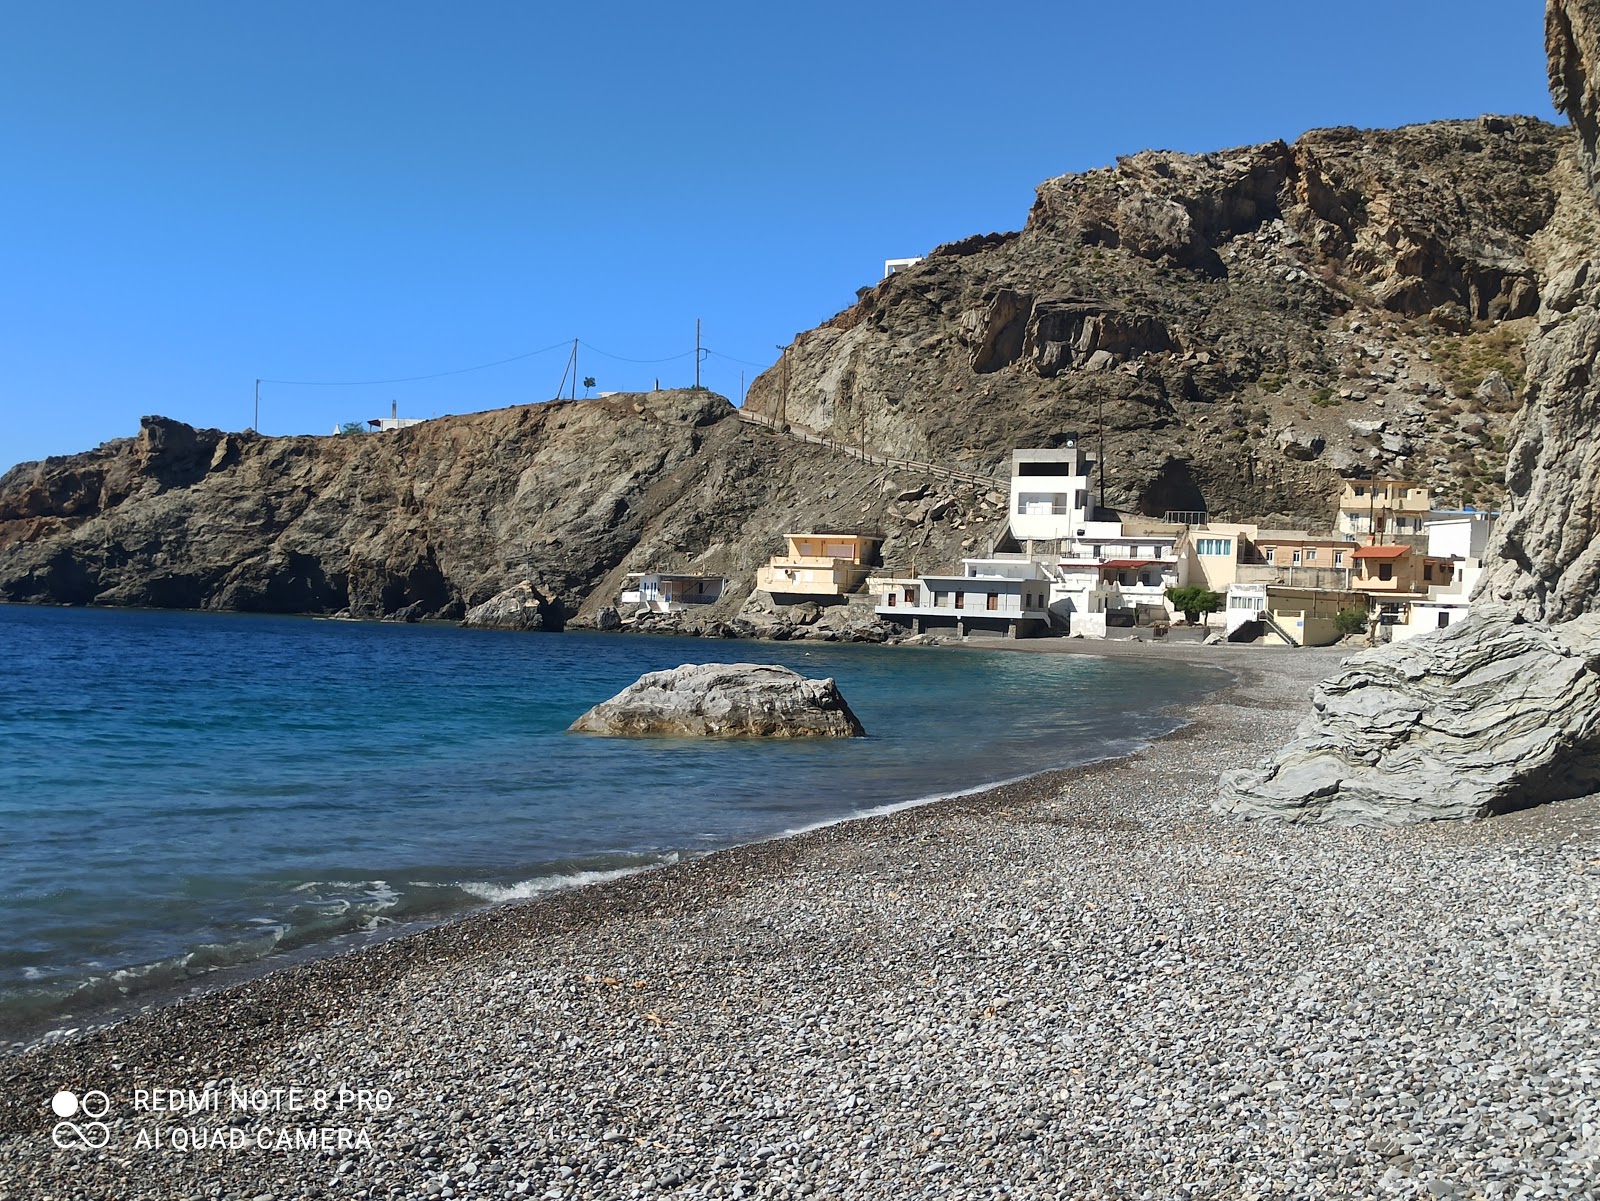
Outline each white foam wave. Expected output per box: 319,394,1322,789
457,865,654,904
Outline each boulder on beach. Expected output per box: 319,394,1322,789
568,662,866,739
1216,609,1600,824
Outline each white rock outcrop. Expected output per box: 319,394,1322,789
568,663,866,739
1216,610,1600,823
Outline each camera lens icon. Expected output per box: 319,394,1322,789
50,1090,111,1149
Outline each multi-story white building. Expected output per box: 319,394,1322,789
1008,446,1096,549
873,557,1052,638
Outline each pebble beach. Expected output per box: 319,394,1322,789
2,642,1597,1200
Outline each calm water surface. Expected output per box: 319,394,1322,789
0,605,1226,1038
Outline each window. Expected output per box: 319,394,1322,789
934,591,949,607
904,587,916,603
1334,551,1345,567
1304,548,1317,563
1196,538,1233,556
1092,544,1103,557
886,593,896,607
1264,547,1276,564
1354,485,1366,497
1291,550,1302,566
1379,564,1393,582
1051,497,1068,516
986,593,998,611
1424,565,1433,581
955,592,965,610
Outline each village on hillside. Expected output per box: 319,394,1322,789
621,441,1495,648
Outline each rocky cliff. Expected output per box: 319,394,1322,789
0,392,1000,621
1477,0,1600,620
1221,0,1600,823
747,118,1597,525
5,62,1599,620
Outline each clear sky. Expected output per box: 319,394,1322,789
0,1,1557,470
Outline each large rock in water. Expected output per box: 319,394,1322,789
1217,610,1600,823
568,663,866,738
1228,0,1600,824
461,581,555,632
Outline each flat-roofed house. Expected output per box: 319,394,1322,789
620,573,725,613
1008,446,1096,550
756,532,882,601
1336,478,1432,542
873,558,1051,639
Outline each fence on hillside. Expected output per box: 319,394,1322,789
737,408,1007,492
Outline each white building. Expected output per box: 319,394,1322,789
1388,509,1498,642
368,401,424,432
1047,529,1183,637
620,572,725,613
1008,446,1096,548
873,558,1052,638
883,257,924,278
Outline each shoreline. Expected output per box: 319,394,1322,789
0,643,1268,1084
4,641,1596,1197
0,642,1248,1068
0,622,1240,1057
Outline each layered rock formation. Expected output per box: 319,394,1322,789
567,663,866,739
1219,612,1600,823
1222,0,1600,824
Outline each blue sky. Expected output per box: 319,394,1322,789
0,1,1556,469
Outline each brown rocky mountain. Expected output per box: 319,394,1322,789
746,117,1596,526
1222,0,1600,823
3,104,1596,622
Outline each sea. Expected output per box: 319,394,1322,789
0,604,1227,1043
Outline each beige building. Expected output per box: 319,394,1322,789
1174,521,1258,592
1352,544,1456,595
757,533,882,599
1336,478,1432,541
1255,587,1370,648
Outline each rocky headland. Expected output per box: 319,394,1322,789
4,106,1598,626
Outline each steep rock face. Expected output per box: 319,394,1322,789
748,119,1593,525
1478,0,1600,619
1220,0,1600,824
567,663,865,739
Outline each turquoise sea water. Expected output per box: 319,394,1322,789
0,605,1226,1041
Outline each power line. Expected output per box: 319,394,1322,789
577,341,697,364
259,340,573,387
704,348,775,370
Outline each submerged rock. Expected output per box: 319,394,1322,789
568,662,866,739
1216,610,1600,823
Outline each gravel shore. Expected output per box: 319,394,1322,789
3,644,1597,1200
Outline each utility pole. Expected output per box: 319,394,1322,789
1097,392,1107,516
571,339,578,401
695,319,702,390
254,379,260,433
777,345,789,430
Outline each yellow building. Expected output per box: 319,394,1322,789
1336,478,1432,540
756,533,882,599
